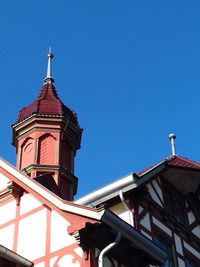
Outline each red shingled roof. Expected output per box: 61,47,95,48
166,155,200,170
137,155,200,176
14,82,78,125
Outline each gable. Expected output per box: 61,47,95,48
0,190,92,266
0,158,104,266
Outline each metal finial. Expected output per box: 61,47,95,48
169,133,176,156
44,47,54,83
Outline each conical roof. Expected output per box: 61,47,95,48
14,81,78,125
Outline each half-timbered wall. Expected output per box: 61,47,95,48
0,174,87,267
137,176,200,266
107,176,200,267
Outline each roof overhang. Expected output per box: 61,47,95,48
75,156,200,207
74,160,166,207
162,167,200,195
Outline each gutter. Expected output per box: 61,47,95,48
0,245,33,266
75,173,137,206
75,161,166,206
101,210,167,264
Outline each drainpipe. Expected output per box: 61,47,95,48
119,190,134,226
98,232,121,267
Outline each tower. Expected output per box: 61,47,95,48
12,50,82,200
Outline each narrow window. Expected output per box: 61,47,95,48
162,181,187,225
38,134,56,165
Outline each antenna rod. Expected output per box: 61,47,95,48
44,47,54,82
169,133,176,156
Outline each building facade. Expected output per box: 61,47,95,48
76,156,200,267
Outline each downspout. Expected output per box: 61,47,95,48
98,232,121,267
119,190,134,226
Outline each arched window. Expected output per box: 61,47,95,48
20,137,34,169
38,134,56,165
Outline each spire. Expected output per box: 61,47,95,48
13,49,79,126
44,47,54,83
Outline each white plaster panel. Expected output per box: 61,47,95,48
51,210,75,252
50,256,58,267
178,257,185,267
146,183,162,207
0,224,14,249
17,208,46,260
187,210,196,225
20,193,42,215
74,247,83,258
55,255,81,267
152,179,163,204
141,230,152,240
140,212,151,231
192,225,200,238
139,206,144,214
34,263,45,267
0,199,16,225
118,210,130,224
109,202,130,222
183,241,200,259
0,173,9,191
174,234,183,255
152,217,172,236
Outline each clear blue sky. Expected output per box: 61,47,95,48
1,1,200,198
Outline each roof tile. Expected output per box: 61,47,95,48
166,155,200,170
14,82,78,125
137,155,200,177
